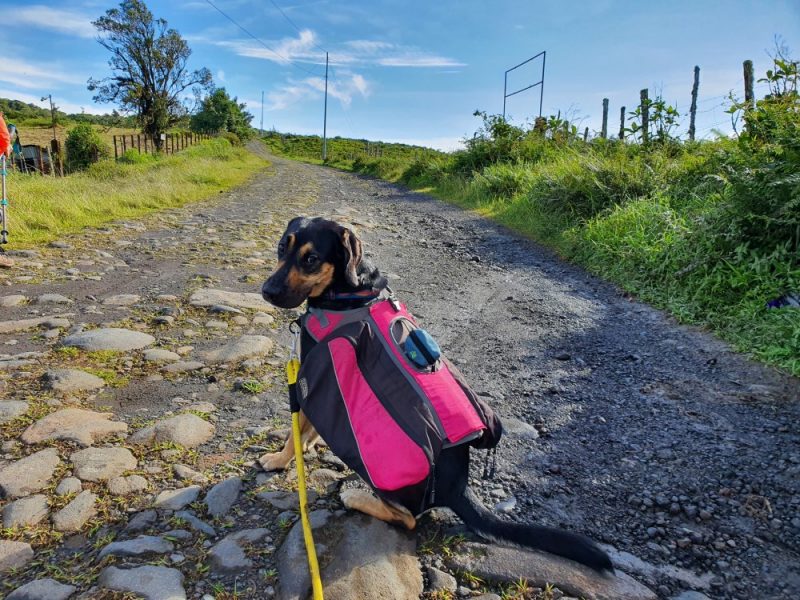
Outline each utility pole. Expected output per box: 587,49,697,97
601,98,609,138
322,52,329,162
260,91,264,136
42,94,63,176
688,66,700,141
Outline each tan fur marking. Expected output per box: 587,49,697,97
298,242,314,259
286,234,296,252
307,263,335,297
340,488,417,530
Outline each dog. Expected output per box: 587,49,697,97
259,216,613,573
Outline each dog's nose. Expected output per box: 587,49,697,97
262,279,283,301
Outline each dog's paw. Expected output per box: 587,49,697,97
258,452,290,472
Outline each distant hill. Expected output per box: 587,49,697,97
0,97,137,128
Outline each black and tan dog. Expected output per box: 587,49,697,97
259,216,613,573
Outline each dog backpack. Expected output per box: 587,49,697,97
295,297,503,515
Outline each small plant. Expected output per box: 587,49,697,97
241,379,265,394
66,123,110,171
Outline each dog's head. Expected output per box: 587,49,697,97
261,217,366,309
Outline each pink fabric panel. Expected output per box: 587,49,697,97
328,337,429,491
306,311,345,341
370,301,486,444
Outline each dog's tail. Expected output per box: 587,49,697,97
448,487,614,573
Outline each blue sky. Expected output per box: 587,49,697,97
2,0,798,149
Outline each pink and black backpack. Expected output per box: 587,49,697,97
296,295,503,515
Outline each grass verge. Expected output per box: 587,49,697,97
7,138,266,246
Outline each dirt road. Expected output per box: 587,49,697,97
1,145,798,599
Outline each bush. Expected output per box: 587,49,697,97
118,149,158,164
471,162,538,199
220,131,242,146
65,123,110,171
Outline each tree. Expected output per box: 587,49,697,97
191,88,254,141
88,0,211,147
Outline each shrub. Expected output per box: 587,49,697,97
65,123,110,171
220,131,242,146
471,162,537,199
118,149,157,164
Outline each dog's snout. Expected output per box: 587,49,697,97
262,279,284,301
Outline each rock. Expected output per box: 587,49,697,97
0,401,28,424
55,478,82,496
43,369,105,394
154,486,201,511
108,475,149,495
602,546,713,590
98,565,186,600
173,464,204,482
671,593,712,600
162,360,205,373
204,319,228,330
70,447,137,481
0,316,71,334
102,294,141,306
258,489,318,511
0,448,60,498
174,510,216,536
62,328,155,351
3,494,49,528
209,528,271,573
98,535,174,559
189,289,271,311
143,348,181,363
502,417,540,439
22,409,127,446
37,293,73,305
186,401,216,413
6,578,77,600
427,566,458,592
0,540,34,573
308,468,346,490
204,477,241,517
129,414,215,448
126,509,157,532
209,304,243,314
494,496,517,514
0,295,27,307
447,543,657,600
201,335,273,365
253,312,274,326
52,490,97,532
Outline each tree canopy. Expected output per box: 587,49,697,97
87,0,211,144
190,88,254,140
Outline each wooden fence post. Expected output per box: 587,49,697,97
137,134,141,153
601,98,609,138
688,65,700,141
619,106,626,139
144,135,148,154
113,135,118,160
583,127,589,142
640,89,649,143
743,60,754,107
121,135,127,154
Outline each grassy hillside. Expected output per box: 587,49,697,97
266,64,800,376
8,139,266,246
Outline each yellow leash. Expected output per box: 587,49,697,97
286,327,324,600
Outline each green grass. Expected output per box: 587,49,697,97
7,138,266,246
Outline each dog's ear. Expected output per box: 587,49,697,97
340,227,363,287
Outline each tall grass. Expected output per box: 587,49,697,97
8,138,266,246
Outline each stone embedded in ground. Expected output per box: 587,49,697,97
70,447,137,482
601,545,714,591
258,489,317,511
108,475,149,495
126,509,157,532
0,540,34,573
0,316,71,334
62,328,155,351
98,565,186,600
162,360,205,373
55,478,82,496
52,490,97,532
0,401,28,424
174,510,216,537
153,486,201,511
209,528,271,573
37,293,73,305
447,542,657,600
98,534,174,559
143,348,181,363
102,294,141,306
208,304,243,314
43,369,105,394
129,413,215,448
252,312,274,326
670,593,712,600
185,401,216,413
22,409,127,447
502,416,540,439
201,335,273,365
6,577,77,600
276,510,331,599
2,495,49,528
173,464,204,482
0,448,60,498
203,476,241,517
0,295,27,307
189,288,272,311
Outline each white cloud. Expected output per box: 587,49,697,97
265,72,370,111
14,5,95,39
378,55,466,68
0,58,86,90
217,70,226,83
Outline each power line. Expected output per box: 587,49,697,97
204,0,321,77
268,0,328,54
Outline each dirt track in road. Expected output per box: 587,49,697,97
2,144,798,599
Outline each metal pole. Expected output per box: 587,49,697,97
323,52,329,161
260,90,264,136
503,71,508,119
539,51,546,118
1,154,8,244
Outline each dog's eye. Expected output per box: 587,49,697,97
303,254,319,266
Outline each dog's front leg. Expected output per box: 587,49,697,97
258,410,319,471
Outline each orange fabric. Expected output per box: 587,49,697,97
0,114,10,157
